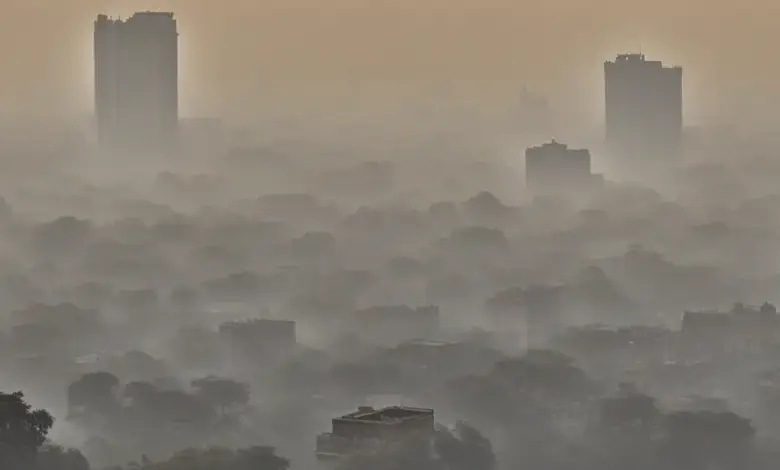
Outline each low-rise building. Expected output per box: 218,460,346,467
316,405,435,462
525,140,603,195
681,303,779,358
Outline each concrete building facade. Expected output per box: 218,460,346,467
525,140,602,195
94,12,179,154
316,406,435,462
604,53,683,174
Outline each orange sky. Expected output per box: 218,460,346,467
1,0,779,124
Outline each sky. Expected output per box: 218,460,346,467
1,0,779,125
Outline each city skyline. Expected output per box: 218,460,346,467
0,0,777,126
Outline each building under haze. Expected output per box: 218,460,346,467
316,406,435,462
525,140,602,194
94,12,179,154
604,53,683,173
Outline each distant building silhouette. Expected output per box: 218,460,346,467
604,53,683,172
681,302,779,359
525,140,603,195
316,406,435,463
94,12,179,154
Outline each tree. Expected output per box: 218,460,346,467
129,388,215,426
0,391,54,469
462,191,510,225
492,349,592,397
447,226,510,254
660,410,755,470
67,371,120,418
123,381,160,407
36,444,91,470
594,384,662,470
435,422,496,470
290,231,336,259
115,351,169,383
190,377,250,416
337,423,495,470
599,383,661,435
447,350,592,470
232,446,290,470
131,446,289,470
34,216,91,255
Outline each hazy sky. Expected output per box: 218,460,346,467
2,0,779,124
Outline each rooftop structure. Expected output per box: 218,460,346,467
316,406,435,460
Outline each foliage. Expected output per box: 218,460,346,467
36,445,91,470
337,422,495,470
0,391,54,468
121,446,289,470
68,372,121,418
190,377,250,416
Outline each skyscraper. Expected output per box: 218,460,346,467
94,12,179,154
604,53,683,172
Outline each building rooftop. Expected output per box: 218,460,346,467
96,11,175,24
402,339,456,348
316,405,435,459
526,140,589,154
615,53,647,62
338,405,434,424
606,53,681,70
133,11,175,17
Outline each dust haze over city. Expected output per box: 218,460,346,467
3,1,780,470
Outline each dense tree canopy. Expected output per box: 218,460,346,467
116,446,289,470
337,422,495,470
0,391,54,468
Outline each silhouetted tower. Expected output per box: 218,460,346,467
94,12,179,154
604,53,682,172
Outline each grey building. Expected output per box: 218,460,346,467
94,12,179,154
316,406,435,462
604,53,683,172
525,140,602,194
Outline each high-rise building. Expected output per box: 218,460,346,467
525,140,602,194
604,53,683,171
94,12,179,154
